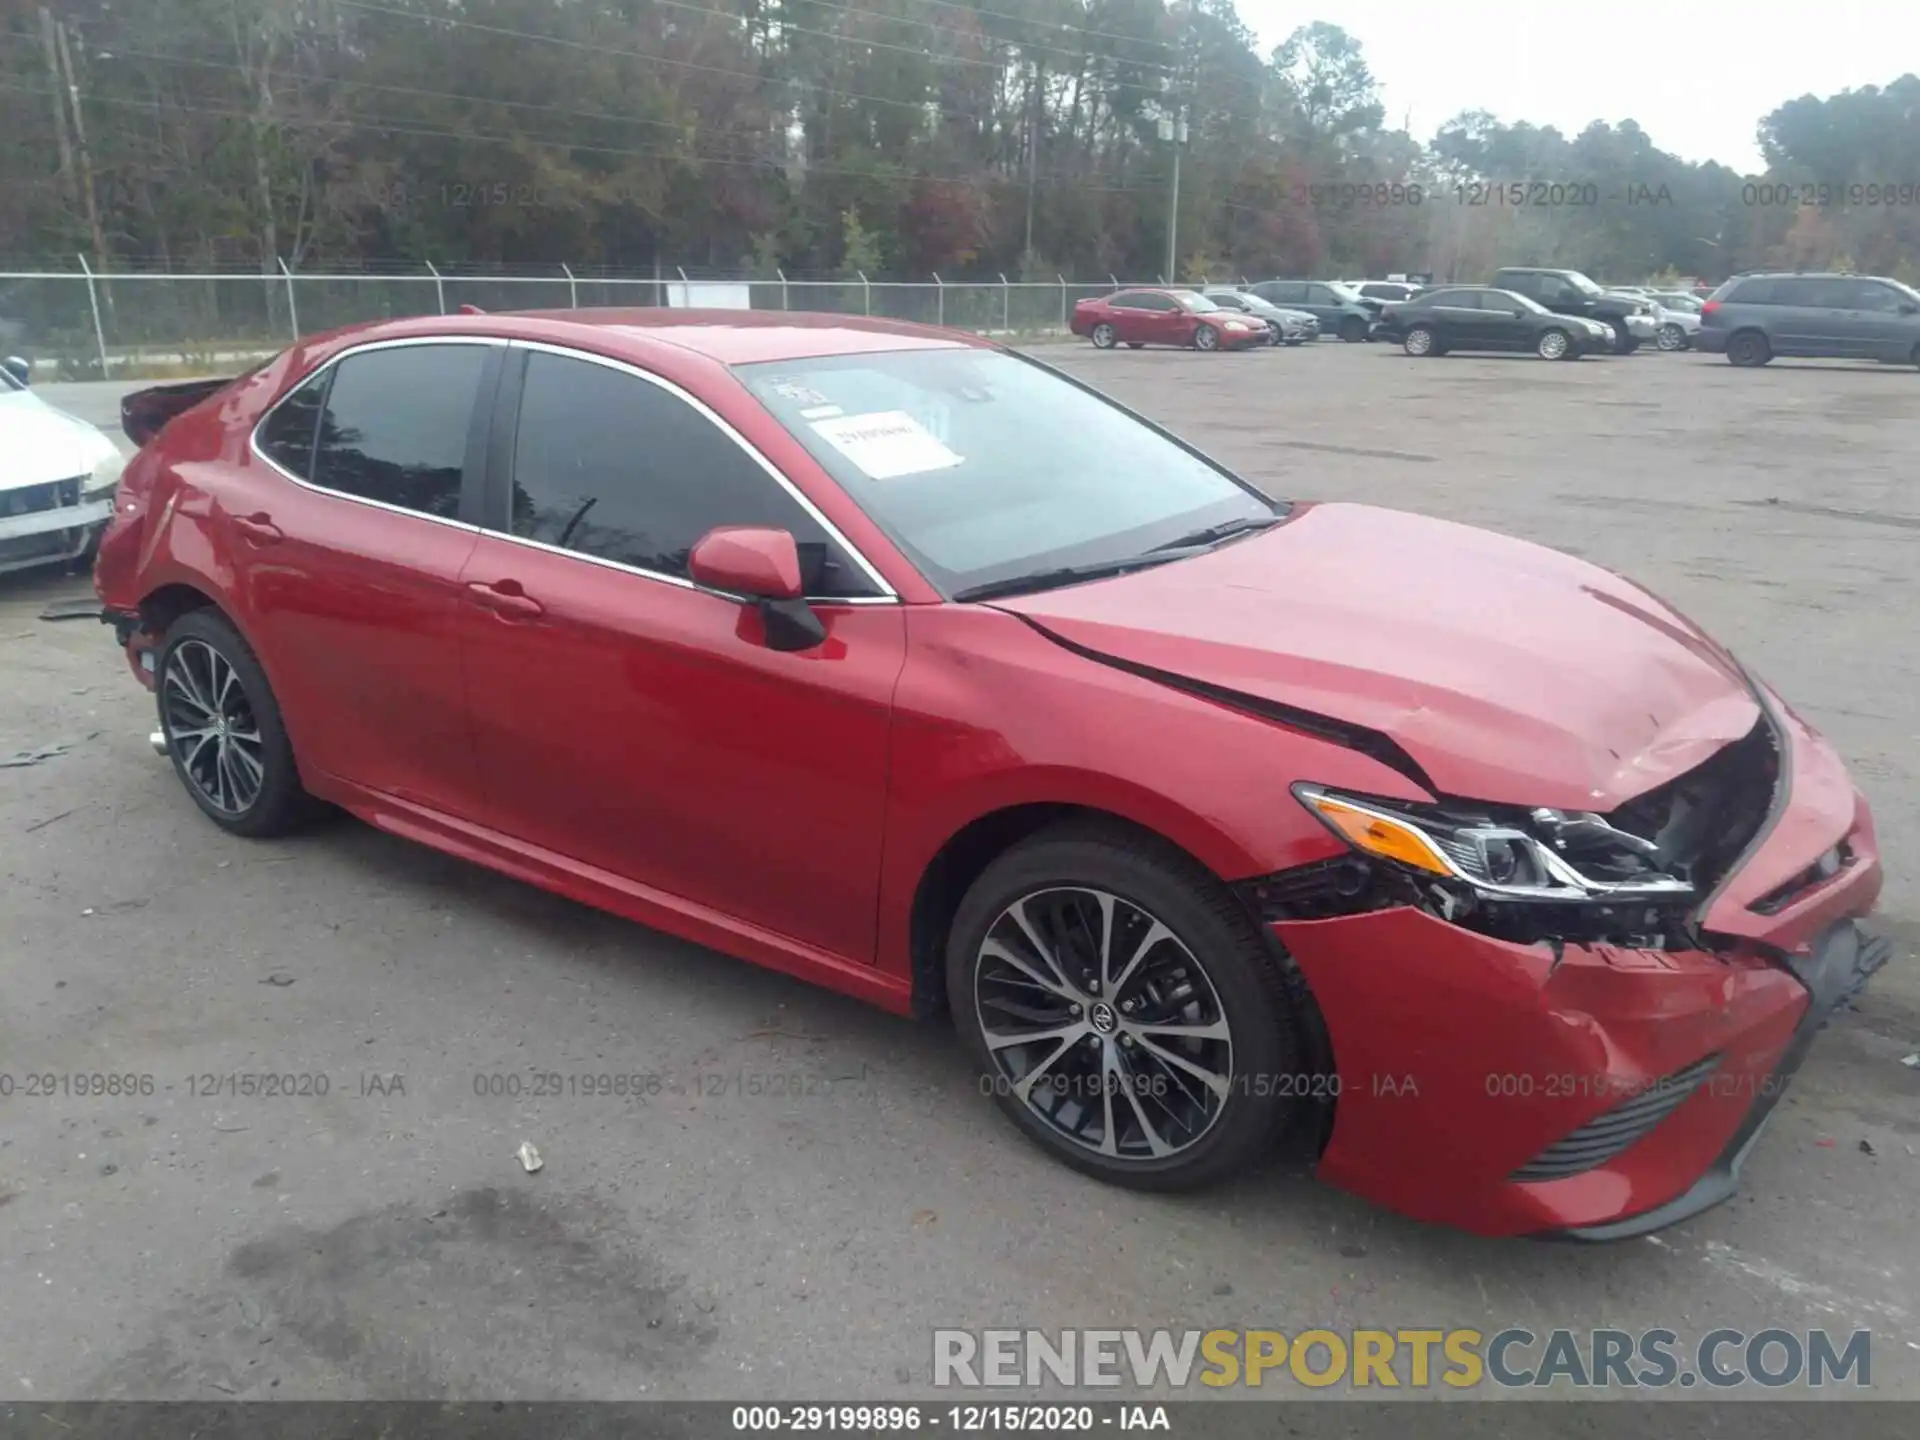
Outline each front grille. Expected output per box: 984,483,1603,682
1608,715,1778,895
0,477,83,517
1511,1055,1720,1182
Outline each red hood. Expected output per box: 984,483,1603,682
996,502,1761,810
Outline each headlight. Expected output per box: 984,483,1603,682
84,449,127,496
1292,784,1693,903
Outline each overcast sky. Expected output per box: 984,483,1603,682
1235,0,1914,174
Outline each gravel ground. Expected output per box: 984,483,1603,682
1,342,1916,1412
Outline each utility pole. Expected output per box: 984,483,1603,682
1022,63,1040,266
38,9,77,208
1160,111,1187,284
52,14,109,277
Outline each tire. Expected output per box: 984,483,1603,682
1125,342,1144,350
1656,323,1687,352
1727,330,1772,367
946,820,1305,1191
154,609,312,837
1090,322,1117,350
1536,327,1572,361
1284,338,1304,347
1403,325,1438,357
1338,316,1368,343
1194,324,1220,351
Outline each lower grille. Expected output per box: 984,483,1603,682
1511,1055,1720,1182
0,529,80,565
1,477,83,517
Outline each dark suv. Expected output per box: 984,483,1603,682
1490,267,1655,353
1245,280,1376,342
1696,272,1920,367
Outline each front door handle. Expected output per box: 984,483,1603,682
466,579,544,620
233,512,282,544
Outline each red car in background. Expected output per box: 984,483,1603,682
94,310,1886,1239
1071,288,1266,351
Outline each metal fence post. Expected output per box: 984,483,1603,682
1058,274,1067,330
424,259,446,314
777,268,788,310
1109,273,1119,292
276,256,300,340
562,262,578,309
999,273,1009,333
858,271,870,315
76,253,110,377
932,273,944,328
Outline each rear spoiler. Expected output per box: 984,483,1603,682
121,376,235,448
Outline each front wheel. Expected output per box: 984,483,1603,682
1656,323,1687,351
1338,316,1368,343
1536,327,1572,361
155,609,313,837
947,822,1305,1191
1090,322,1117,350
1194,324,1220,351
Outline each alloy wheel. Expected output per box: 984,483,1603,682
1657,323,1686,351
1195,325,1219,351
973,887,1233,1161
1538,329,1569,360
1091,323,1116,349
1404,327,1434,356
161,638,267,815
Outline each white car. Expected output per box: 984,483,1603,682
0,358,125,577
1646,293,1704,351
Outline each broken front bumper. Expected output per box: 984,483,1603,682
1270,702,1886,1239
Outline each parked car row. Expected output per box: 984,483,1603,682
1070,289,1319,351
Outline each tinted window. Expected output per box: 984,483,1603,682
1133,293,1176,311
1425,289,1480,308
310,344,487,518
1727,277,1777,304
1496,272,1537,296
255,370,329,478
1108,293,1150,309
1305,284,1339,304
1770,278,1830,307
1206,293,1247,310
507,351,873,597
1257,282,1305,303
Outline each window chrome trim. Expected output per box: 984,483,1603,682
502,338,901,604
247,334,500,534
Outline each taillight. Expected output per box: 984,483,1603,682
1701,299,1721,317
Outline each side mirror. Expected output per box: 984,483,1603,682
687,525,826,653
2,356,29,387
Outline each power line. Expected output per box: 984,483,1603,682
797,0,1182,57
0,78,1165,195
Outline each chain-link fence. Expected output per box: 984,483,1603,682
0,262,1199,379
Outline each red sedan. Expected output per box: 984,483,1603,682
95,310,1887,1238
1070,288,1266,351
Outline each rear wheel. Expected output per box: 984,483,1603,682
1657,322,1687,351
1536,327,1572,361
947,822,1305,1191
1338,315,1368,344
1403,325,1439,357
155,609,312,837
1727,330,1772,367
1194,324,1220,351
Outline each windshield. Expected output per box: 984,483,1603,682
1178,293,1220,313
1888,278,1920,303
735,349,1281,598
1562,271,1606,297
1325,281,1365,303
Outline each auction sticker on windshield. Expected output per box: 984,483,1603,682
810,410,963,479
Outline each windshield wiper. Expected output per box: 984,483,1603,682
953,551,1202,603
1146,514,1283,552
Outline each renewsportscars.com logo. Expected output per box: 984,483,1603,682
932,1327,1873,1390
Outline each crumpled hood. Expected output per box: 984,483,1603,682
1,391,117,490
995,502,1761,810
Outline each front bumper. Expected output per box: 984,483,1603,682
1270,709,1886,1238
0,493,111,576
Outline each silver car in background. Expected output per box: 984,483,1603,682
1201,288,1319,345
0,357,126,577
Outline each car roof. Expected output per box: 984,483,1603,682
291,307,982,367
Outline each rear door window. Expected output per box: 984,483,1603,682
309,343,491,520
254,371,330,479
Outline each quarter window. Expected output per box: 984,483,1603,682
504,350,877,598
309,344,489,519
255,371,330,479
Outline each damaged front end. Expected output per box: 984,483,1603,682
1233,706,1888,1237
1249,714,1779,952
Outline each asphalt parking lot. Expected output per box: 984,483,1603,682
2,342,1917,1410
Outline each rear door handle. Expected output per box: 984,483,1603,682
233,512,282,544
466,579,544,620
